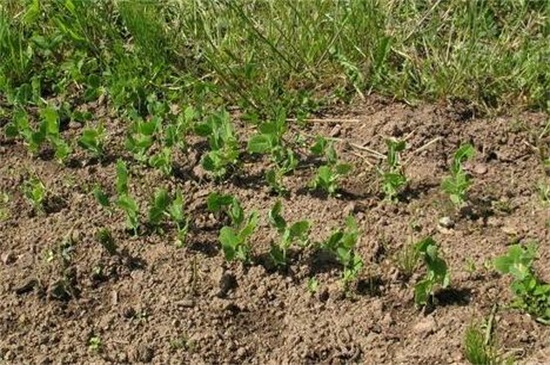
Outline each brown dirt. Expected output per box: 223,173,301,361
1,97,550,364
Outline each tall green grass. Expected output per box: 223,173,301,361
1,0,550,115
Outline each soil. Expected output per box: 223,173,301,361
1,96,550,364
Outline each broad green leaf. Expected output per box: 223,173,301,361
219,226,238,261
115,160,129,196
248,134,273,154
207,192,235,212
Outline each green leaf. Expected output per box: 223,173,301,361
219,226,238,261
414,279,432,306
289,221,310,240
335,163,352,175
194,122,212,136
248,134,273,154
207,192,235,212
268,200,286,231
4,124,19,138
115,160,129,196
93,186,110,208
168,191,185,223
148,188,169,225
40,106,59,136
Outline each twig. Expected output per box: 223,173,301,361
349,142,386,159
403,137,442,166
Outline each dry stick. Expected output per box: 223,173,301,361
402,137,442,166
348,142,386,159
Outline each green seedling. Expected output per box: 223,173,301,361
149,147,173,176
268,200,310,267
494,243,550,324
309,136,352,196
125,113,160,163
464,321,500,365
22,176,46,214
248,111,298,194
322,216,364,289
93,185,111,209
96,228,117,255
394,240,421,278
78,121,106,159
307,277,319,294
164,105,196,149
115,160,140,235
208,192,258,262
219,211,258,263
442,144,475,207
88,336,102,353
207,192,244,227
195,110,239,179
378,138,407,201
40,105,72,163
414,237,450,307
168,190,190,248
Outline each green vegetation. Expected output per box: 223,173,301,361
379,138,407,201
414,237,450,307
321,216,364,289
442,144,475,207
309,136,352,196
22,175,46,214
494,243,550,324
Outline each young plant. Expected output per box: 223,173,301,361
115,160,140,236
309,136,352,196
442,144,475,206
321,216,364,289
164,105,196,149
268,200,310,267
494,243,550,324
208,193,258,262
195,111,239,179
148,147,173,176
414,237,450,307
378,138,407,201
78,121,106,159
147,188,189,245
96,228,118,255
463,321,500,365
22,176,46,214
40,105,72,163
247,111,298,194
125,113,160,163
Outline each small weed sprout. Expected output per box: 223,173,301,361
22,176,46,214
494,243,550,324
309,136,352,196
442,144,475,207
96,228,117,255
248,110,298,194
307,277,319,294
394,240,421,279
463,321,500,365
378,138,407,201
322,216,364,289
88,336,102,353
268,200,310,267
414,237,450,307
195,111,239,179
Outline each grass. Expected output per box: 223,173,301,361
1,1,550,118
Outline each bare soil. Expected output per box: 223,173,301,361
1,97,550,364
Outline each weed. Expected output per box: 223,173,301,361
414,237,450,307
170,335,196,352
195,111,239,179
309,136,352,196
248,109,298,194
22,176,46,214
268,200,310,267
442,144,475,207
322,216,364,289
464,322,499,365
378,138,407,201
88,336,102,353
394,240,420,279
494,243,550,324
96,228,117,256
307,277,319,294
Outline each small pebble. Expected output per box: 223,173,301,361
438,216,455,229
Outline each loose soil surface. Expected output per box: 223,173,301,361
1,97,550,364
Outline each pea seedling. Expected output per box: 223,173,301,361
195,111,239,179
378,138,407,201
22,176,46,214
147,188,189,245
208,192,258,262
494,243,550,324
309,136,352,196
125,112,160,163
115,160,140,236
78,121,106,160
248,111,298,194
442,144,475,207
414,237,450,307
322,216,364,289
268,200,310,267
